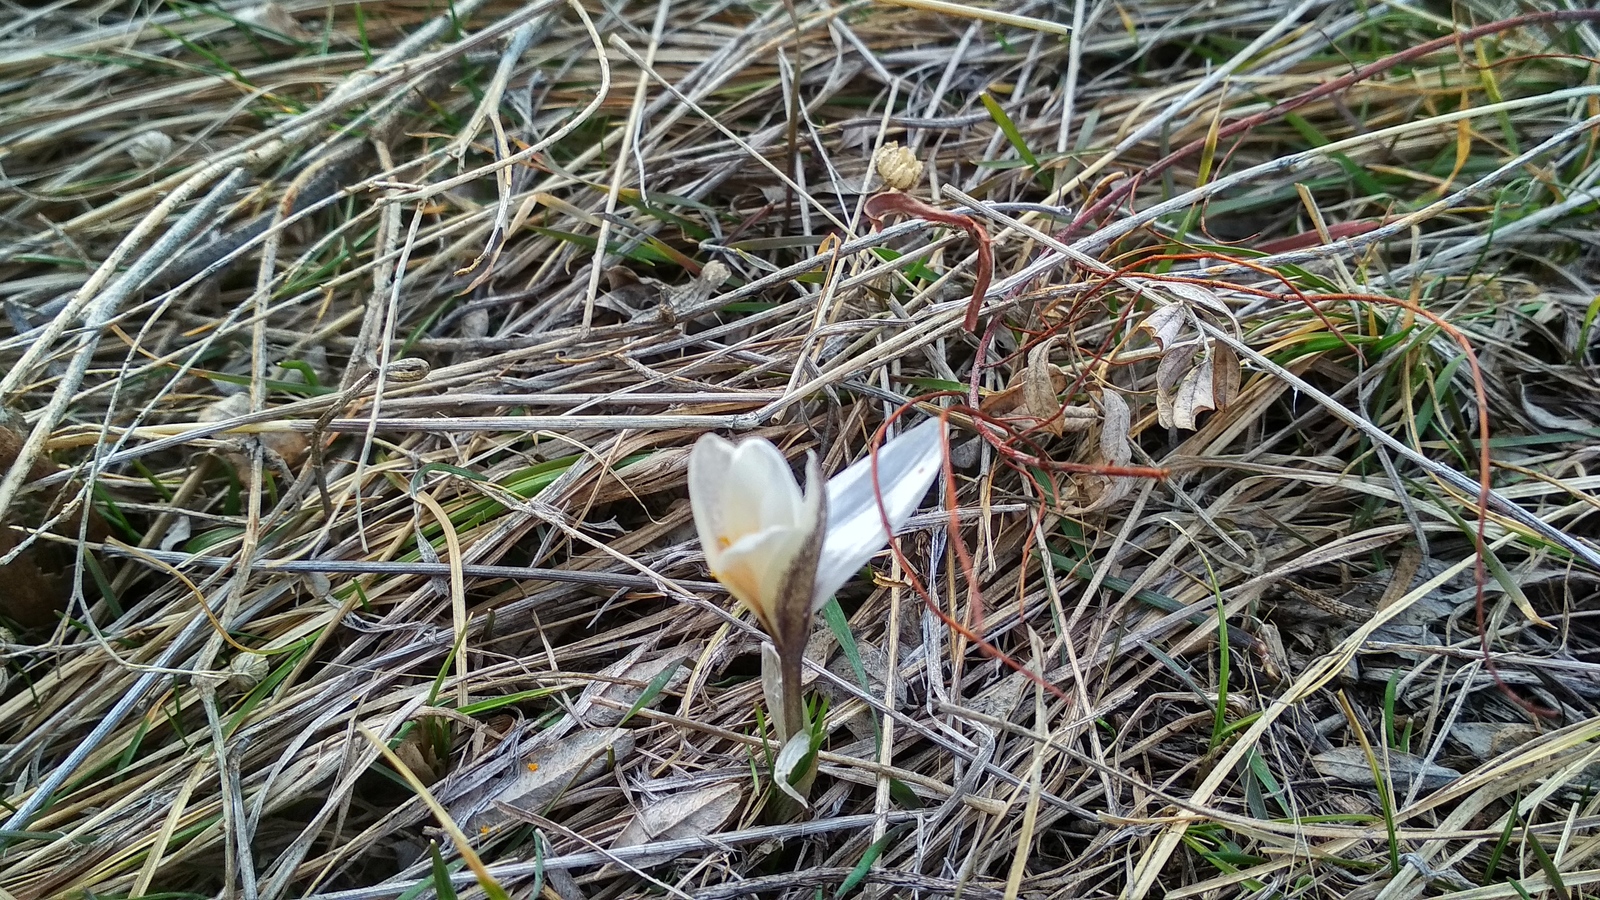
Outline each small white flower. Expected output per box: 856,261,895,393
688,418,946,649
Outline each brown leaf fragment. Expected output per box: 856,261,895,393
248,1,315,41
1155,386,1175,431
1065,388,1135,513
976,337,1099,435
199,393,308,466
1097,389,1132,466
1168,361,1217,431
0,410,57,483
0,527,78,629
1162,281,1233,317
468,727,635,834
1023,340,1064,435
1059,405,1099,432
1135,304,1186,349
982,355,1072,426
0,410,112,630
394,726,445,785
663,259,732,319
1312,746,1460,793
978,381,1027,418
610,446,691,497
612,782,743,863
1156,342,1237,431
1449,723,1540,761
571,649,689,727
1155,342,1202,394
1212,344,1242,409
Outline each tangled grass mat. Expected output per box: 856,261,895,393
2,1,1600,898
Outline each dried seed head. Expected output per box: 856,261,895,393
126,130,174,167
699,259,731,287
874,142,923,191
228,652,271,691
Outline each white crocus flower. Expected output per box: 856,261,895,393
688,417,946,652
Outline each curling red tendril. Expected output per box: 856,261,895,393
856,391,1167,705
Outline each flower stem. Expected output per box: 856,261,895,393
777,645,806,747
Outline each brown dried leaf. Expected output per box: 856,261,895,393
199,393,308,466
981,352,1070,425
1162,281,1233,318
1024,340,1063,435
262,431,309,467
1059,405,1099,433
1312,746,1460,792
1135,304,1186,349
612,782,743,861
394,727,444,785
1064,389,1134,514
1212,344,1242,409
572,649,689,727
1449,723,1540,761
1168,361,1217,431
1519,383,1593,431
1098,389,1132,466
469,727,635,833
978,381,1027,418
1155,342,1201,394
1155,386,1175,431
0,528,76,629
1157,342,1239,431
0,411,112,630
248,1,315,41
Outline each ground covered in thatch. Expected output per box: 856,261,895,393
2,0,1600,897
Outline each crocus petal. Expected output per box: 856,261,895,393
688,433,740,571
768,453,826,648
716,525,809,633
812,417,946,608
691,433,809,568
728,437,806,532
691,433,828,641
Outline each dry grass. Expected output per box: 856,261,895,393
2,0,1599,898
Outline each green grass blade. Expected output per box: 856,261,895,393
618,661,682,726
429,842,460,900
835,827,901,898
980,92,1039,167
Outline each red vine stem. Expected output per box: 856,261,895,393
864,191,994,333
1054,12,1600,716
1134,251,1563,716
863,398,1168,705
